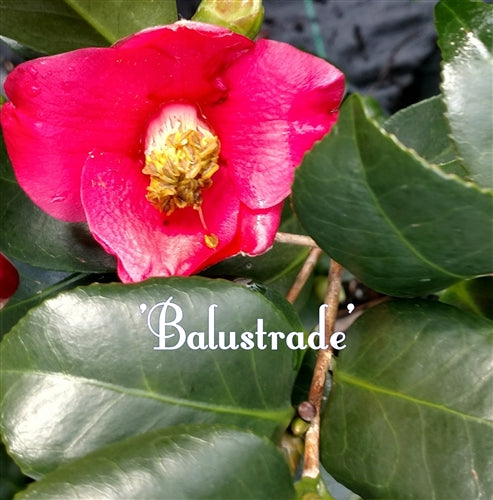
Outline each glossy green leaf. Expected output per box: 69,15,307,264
0,134,116,273
435,0,493,189
321,300,493,499
0,277,301,477
0,0,178,54
1,271,79,337
440,276,493,320
0,261,116,336
16,426,295,500
292,94,493,297
357,94,387,125
384,95,468,179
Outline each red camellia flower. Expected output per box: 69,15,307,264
1,21,344,282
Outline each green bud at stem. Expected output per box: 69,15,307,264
192,0,264,40
291,416,310,437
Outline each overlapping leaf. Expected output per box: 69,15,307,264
383,95,467,179
292,94,493,297
435,0,493,189
15,426,295,499
321,300,493,499
0,0,178,53
0,277,301,477
440,276,493,320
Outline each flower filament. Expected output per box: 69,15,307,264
143,104,220,248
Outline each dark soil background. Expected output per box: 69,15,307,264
178,0,443,115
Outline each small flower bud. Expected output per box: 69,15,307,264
291,417,310,437
192,0,264,39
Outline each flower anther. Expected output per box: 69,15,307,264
143,103,220,248
143,103,220,215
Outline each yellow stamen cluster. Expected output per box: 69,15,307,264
143,121,220,216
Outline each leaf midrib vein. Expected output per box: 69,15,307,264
337,371,493,426
3,369,292,422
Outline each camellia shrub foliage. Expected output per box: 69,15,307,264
0,0,491,499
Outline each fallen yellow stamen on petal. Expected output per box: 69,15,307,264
197,205,219,249
204,233,219,249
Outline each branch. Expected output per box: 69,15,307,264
302,259,344,479
286,246,322,304
275,232,318,247
335,295,390,333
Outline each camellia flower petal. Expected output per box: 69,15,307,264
1,21,344,282
0,253,19,310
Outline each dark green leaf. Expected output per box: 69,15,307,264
204,241,308,296
65,0,178,42
440,276,493,320
0,277,301,477
0,261,116,336
0,0,178,54
435,0,493,189
291,348,317,406
384,95,468,178
0,442,30,499
321,300,493,499
0,134,116,273
292,94,493,297
0,269,76,337
357,94,387,125
16,426,295,500
0,0,107,53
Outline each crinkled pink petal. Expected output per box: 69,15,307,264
116,20,249,51
115,21,253,103
80,151,239,281
204,38,344,210
200,202,282,269
1,22,253,222
237,202,283,255
2,48,166,221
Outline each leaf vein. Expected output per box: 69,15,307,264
2,369,291,422
338,371,493,426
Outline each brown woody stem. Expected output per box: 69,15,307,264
302,259,344,479
286,246,323,304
